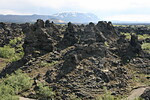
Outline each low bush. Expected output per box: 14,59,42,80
0,43,24,62
0,84,18,100
120,32,131,40
9,51,24,62
9,37,22,46
0,46,15,58
138,34,150,40
134,98,144,100
36,83,55,99
0,70,33,100
4,70,33,94
142,43,150,50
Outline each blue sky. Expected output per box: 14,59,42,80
0,0,150,22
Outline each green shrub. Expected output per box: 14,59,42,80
120,32,131,40
142,43,150,50
0,46,15,58
9,37,22,46
9,38,17,46
4,70,33,94
1,95,19,100
138,34,150,40
0,70,32,100
3,37,24,62
36,83,55,99
134,97,144,100
0,43,24,62
9,51,24,62
0,84,18,100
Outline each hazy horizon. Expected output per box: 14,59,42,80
1,0,150,22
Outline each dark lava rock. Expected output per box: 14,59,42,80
22,19,63,60
0,20,149,100
140,88,150,100
35,19,45,28
45,20,51,27
0,22,23,46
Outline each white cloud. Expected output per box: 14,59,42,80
0,0,150,22
20,0,149,11
0,9,32,15
1,0,150,11
105,14,150,22
25,0,68,9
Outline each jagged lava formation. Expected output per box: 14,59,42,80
0,20,150,99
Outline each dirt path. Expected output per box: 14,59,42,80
19,97,36,100
126,86,150,100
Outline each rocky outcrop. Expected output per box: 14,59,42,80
59,21,117,49
0,20,149,100
0,22,23,46
22,19,62,61
115,34,142,63
19,20,132,99
96,21,118,41
115,25,150,35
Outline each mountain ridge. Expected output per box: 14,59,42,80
53,12,99,23
0,12,99,23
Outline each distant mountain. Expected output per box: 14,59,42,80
0,14,64,23
0,12,99,23
53,12,100,23
112,20,150,25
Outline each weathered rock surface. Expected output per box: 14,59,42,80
22,19,62,61
116,34,142,63
0,22,23,46
115,25,150,35
0,20,149,100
